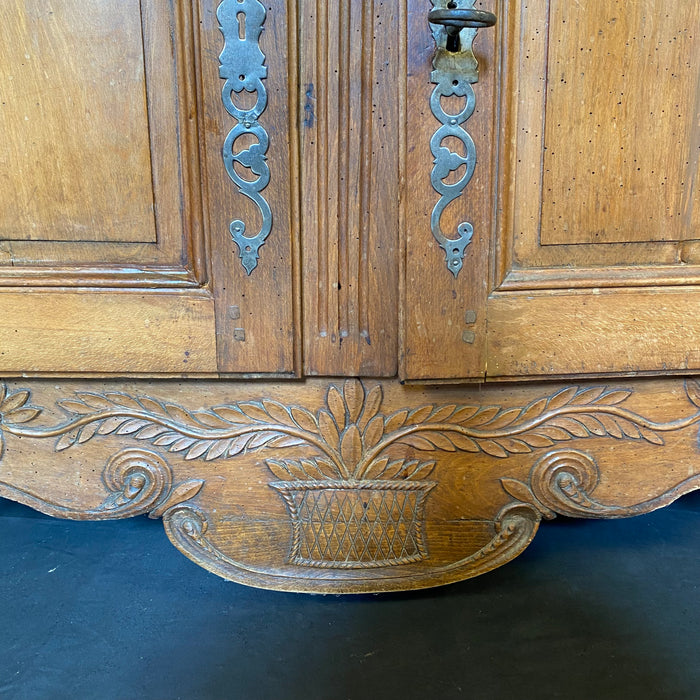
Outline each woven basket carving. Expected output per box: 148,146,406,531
271,480,436,569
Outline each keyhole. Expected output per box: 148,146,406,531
445,1,461,52
446,31,460,52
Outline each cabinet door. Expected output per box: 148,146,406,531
403,0,700,381
0,0,298,376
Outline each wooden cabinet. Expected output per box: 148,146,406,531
2,0,700,593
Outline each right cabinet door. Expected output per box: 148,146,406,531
403,0,700,381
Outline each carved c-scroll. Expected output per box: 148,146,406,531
503,449,700,520
0,448,203,522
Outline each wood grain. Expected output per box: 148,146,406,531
2,376,700,592
3,0,700,594
300,0,399,377
541,0,700,245
496,0,700,276
0,0,219,375
0,0,155,244
0,291,217,374
484,0,700,379
486,288,700,378
0,0,199,276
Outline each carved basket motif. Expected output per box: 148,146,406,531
271,480,436,569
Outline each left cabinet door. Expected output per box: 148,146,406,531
0,0,299,376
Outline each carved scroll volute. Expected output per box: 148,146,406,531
504,449,700,521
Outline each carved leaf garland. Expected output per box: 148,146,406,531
0,387,43,459
0,380,697,484
686,379,700,409
0,388,41,424
382,387,664,459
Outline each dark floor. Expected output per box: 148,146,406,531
2,494,700,700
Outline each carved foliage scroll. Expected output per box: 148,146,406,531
503,449,700,521
0,446,203,522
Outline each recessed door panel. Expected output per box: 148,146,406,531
0,0,155,244
488,0,700,379
541,0,700,246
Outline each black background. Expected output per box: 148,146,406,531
2,493,700,699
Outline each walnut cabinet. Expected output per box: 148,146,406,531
1,0,700,593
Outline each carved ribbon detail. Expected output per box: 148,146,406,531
218,0,271,275
428,0,485,278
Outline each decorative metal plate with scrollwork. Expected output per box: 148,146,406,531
428,1,496,277
218,0,272,275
